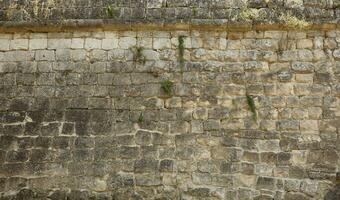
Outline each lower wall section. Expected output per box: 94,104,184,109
0,30,340,200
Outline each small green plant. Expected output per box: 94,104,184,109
192,7,198,17
160,80,173,96
130,46,146,64
105,5,118,19
61,70,72,77
34,72,41,78
279,13,311,29
55,76,64,85
246,95,257,121
178,35,186,67
138,112,144,123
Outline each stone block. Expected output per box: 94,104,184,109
84,38,102,49
29,39,47,49
256,176,276,190
211,147,242,161
10,39,28,50
134,159,158,172
135,173,161,186
257,140,280,152
56,49,71,61
89,50,107,62
31,149,55,162
136,130,152,146
6,150,29,162
292,62,314,73
48,39,71,49
72,149,93,161
284,192,309,200
277,120,300,131
300,180,318,196
153,38,171,49
297,39,313,49
102,38,118,50
0,39,10,51
118,37,137,49
35,50,55,61
71,38,85,49
118,146,139,159
300,120,318,131
160,159,174,172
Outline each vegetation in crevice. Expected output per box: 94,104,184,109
55,76,64,85
105,5,118,19
237,4,311,30
130,46,146,64
61,70,72,77
192,7,198,17
34,71,41,79
160,79,173,96
178,35,186,68
246,94,257,121
138,112,144,123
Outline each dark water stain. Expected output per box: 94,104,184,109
324,184,340,200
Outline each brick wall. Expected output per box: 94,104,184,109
0,30,339,199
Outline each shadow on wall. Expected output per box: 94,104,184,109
324,184,340,200
325,174,340,200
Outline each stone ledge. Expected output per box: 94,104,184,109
0,19,338,33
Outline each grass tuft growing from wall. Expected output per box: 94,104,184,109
178,35,186,67
105,5,118,19
161,80,173,96
130,46,146,64
246,95,257,121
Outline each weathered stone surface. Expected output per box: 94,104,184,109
0,0,337,30
0,28,339,199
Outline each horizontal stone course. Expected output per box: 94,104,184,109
0,0,339,30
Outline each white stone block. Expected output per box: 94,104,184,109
85,38,102,49
102,38,118,50
71,38,85,49
29,39,47,50
10,39,29,50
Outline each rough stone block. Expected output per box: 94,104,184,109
118,37,137,49
134,159,158,172
256,176,276,190
153,38,171,49
135,173,161,186
35,50,55,61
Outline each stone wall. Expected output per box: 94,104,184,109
0,29,339,200
0,0,339,32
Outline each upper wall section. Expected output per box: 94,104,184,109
0,0,339,32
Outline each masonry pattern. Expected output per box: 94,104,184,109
0,0,339,27
0,30,339,199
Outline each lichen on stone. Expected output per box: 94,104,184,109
239,8,260,22
279,12,311,29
